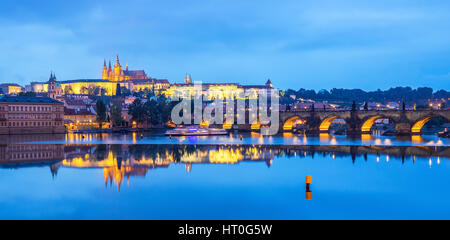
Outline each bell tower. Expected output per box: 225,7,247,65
102,60,108,79
113,55,123,81
185,73,192,84
48,72,57,99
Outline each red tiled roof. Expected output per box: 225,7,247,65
64,99,86,106
64,107,95,115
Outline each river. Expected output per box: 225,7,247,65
0,133,449,219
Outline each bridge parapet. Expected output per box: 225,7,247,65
279,109,450,136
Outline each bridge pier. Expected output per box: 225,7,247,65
395,122,413,136
346,114,363,136
305,117,322,135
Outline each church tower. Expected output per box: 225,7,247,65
185,73,192,84
100,55,149,82
108,61,112,79
102,60,108,79
48,72,57,99
112,55,123,81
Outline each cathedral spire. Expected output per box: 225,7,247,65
102,60,109,80
185,73,192,84
126,61,128,71
116,54,120,66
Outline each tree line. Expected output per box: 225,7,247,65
127,96,176,126
281,87,450,105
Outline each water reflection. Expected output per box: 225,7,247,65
1,143,449,191
8,132,447,147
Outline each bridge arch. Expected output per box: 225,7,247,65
282,116,307,131
319,116,337,132
319,116,346,133
411,115,450,134
361,115,395,133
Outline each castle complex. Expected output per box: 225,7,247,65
31,56,169,96
27,55,273,99
163,74,273,100
102,56,149,81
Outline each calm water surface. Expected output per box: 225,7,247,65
19,131,450,146
0,133,449,219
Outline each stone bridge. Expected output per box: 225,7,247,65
278,109,450,135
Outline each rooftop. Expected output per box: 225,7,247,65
64,107,95,115
0,96,62,104
31,79,113,84
0,83,22,87
124,70,147,77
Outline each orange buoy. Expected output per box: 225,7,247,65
305,175,312,198
306,175,312,184
305,191,312,200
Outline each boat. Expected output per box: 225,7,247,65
438,131,450,138
165,126,228,136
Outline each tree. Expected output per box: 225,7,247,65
96,99,107,129
159,98,174,124
110,103,124,126
145,99,160,125
18,92,37,97
128,98,147,125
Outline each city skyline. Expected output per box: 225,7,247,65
1,0,450,90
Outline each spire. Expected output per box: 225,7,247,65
49,71,56,82
126,61,128,71
116,54,120,66
102,60,109,79
185,73,192,84
108,60,112,71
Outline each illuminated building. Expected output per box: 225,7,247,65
0,96,65,134
102,55,149,81
0,83,23,95
32,79,119,96
30,56,170,96
164,76,273,99
48,73,63,99
64,108,98,130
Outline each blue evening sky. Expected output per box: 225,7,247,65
1,0,450,90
